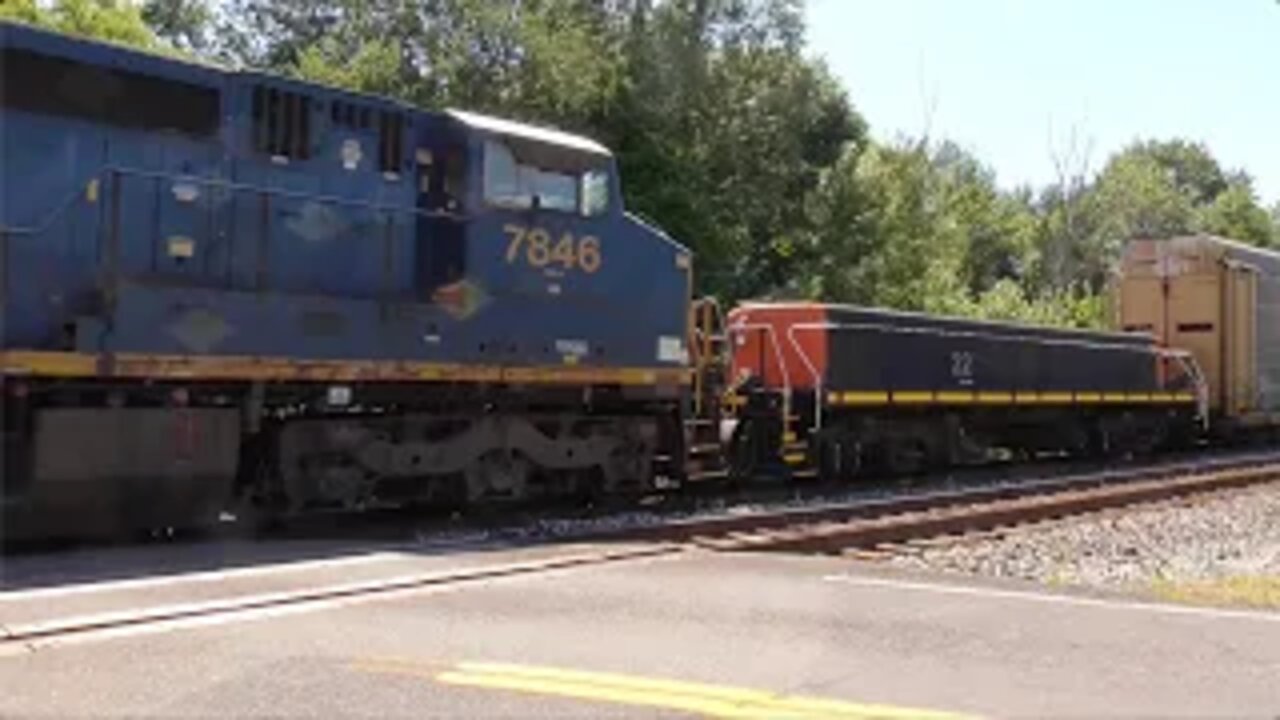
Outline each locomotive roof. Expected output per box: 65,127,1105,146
446,109,612,158
1,20,614,158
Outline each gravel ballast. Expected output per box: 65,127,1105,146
886,482,1280,600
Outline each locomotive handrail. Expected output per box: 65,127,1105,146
0,171,104,238
689,297,727,419
1161,348,1211,428
812,318,1186,355
101,165,467,220
1,163,467,238
724,320,792,429
688,297,725,353
784,322,829,432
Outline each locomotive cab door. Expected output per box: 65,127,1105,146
413,131,469,294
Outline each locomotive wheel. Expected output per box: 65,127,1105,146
726,424,758,484
816,433,860,483
873,436,931,477
1090,424,1125,460
465,450,531,503
602,441,655,494
221,495,287,538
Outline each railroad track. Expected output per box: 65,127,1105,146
223,445,1280,551
618,451,1280,556
4,450,1279,653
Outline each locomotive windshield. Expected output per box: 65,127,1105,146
482,137,611,217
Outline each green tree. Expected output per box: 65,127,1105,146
1200,180,1275,247
1031,138,1276,297
804,135,1101,327
2,0,158,48
804,139,973,313
0,0,44,25
222,0,626,127
584,0,864,300
141,0,214,53
1128,139,1228,206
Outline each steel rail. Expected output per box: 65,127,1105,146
602,451,1280,551
729,462,1280,554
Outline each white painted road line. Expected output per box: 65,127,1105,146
0,549,411,601
823,573,1280,623
0,546,682,655
0,575,478,657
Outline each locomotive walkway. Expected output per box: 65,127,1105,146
2,536,1279,717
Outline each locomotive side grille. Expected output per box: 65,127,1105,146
0,47,219,137
251,84,312,160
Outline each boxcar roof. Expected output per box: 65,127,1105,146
1170,233,1280,271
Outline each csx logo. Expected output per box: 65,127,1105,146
503,224,602,274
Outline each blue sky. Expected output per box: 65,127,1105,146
806,0,1280,206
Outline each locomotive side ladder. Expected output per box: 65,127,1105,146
685,298,731,480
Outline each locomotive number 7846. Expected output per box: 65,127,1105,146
503,224,602,274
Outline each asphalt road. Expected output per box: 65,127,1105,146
2,545,1279,719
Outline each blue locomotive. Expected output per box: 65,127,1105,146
1,22,693,536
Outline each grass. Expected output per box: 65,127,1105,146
1152,574,1280,610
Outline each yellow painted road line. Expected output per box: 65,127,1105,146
353,659,979,719
935,391,975,404
442,661,978,720
439,670,795,719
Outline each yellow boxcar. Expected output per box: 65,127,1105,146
1114,234,1280,430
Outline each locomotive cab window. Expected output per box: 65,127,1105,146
417,147,466,212
482,138,611,217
